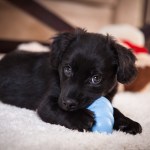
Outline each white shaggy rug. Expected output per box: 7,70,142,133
0,92,150,150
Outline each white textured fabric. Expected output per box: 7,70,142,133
17,42,50,52
0,92,150,150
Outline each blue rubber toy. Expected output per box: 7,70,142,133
87,96,114,134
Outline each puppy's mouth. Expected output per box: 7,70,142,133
60,105,77,112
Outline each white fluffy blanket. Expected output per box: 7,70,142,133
0,92,150,150
0,43,150,150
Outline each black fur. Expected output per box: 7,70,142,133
0,29,142,134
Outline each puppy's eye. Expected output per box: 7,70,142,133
64,65,72,77
90,75,102,85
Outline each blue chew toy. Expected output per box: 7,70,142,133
87,96,114,134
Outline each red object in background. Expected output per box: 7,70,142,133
123,40,149,54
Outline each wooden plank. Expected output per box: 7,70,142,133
7,0,74,32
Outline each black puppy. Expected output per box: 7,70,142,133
0,29,142,134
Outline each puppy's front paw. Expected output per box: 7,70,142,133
117,118,142,135
68,109,95,132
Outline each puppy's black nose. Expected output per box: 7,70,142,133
62,99,78,111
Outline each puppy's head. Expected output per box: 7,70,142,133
50,28,137,111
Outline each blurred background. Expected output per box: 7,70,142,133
0,0,149,42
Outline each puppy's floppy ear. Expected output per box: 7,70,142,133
108,36,137,84
50,28,86,68
115,44,137,84
50,31,75,68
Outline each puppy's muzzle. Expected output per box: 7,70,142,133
59,98,79,111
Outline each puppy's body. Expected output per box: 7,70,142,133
0,51,55,109
0,29,142,134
